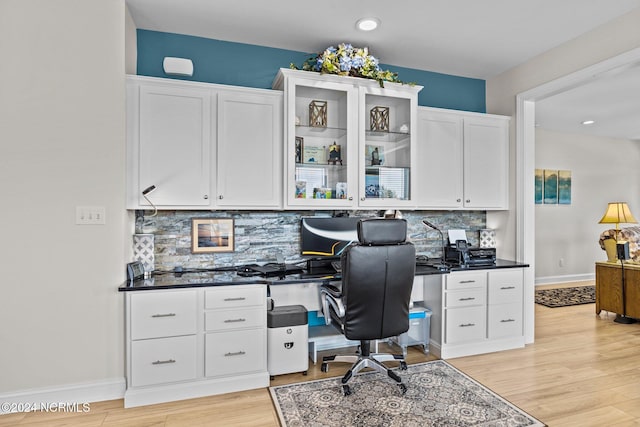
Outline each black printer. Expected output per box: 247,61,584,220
445,239,496,268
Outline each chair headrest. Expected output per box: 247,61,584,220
357,218,408,245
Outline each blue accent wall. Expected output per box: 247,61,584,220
137,29,485,113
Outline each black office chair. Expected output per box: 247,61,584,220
320,218,416,396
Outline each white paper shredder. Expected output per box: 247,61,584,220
267,305,308,377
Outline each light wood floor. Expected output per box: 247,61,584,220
4,280,640,426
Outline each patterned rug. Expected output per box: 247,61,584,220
535,285,595,308
270,360,544,426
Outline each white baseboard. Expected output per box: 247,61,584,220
535,273,595,286
0,378,125,414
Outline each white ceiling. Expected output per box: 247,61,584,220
126,0,640,140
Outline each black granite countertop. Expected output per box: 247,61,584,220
118,259,528,292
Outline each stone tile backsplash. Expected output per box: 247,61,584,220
136,210,485,272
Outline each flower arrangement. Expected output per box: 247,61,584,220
291,43,403,87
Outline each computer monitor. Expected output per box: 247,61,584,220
300,217,359,257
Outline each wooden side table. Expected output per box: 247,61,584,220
595,261,640,318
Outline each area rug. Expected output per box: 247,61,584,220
535,285,595,308
269,360,544,426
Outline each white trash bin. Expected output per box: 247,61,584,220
267,305,308,378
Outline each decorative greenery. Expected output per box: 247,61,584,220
290,43,404,87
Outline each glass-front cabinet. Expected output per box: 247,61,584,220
359,86,417,208
273,69,422,209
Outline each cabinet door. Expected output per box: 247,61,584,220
136,83,211,207
463,116,509,209
359,85,418,208
284,75,358,208
216,90,282,208
416,109,463,208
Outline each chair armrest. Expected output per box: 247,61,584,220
320,285,345,325
320,283,341,298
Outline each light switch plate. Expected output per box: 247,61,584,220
76,206,106,225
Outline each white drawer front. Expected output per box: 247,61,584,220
488,304,522,339
445,288,486,308
205,286,265,309
445,306,486,344
205,329,266,377
488,269,523,305
446,272,486,290
130,290,197,340
131,335,197,387
205,307,265,332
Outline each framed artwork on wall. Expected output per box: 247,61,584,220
534,169,543,204
191,218,234,253
543,169,558,204
558,170,572,204
536,169,572,205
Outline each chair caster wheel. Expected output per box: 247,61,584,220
342,384,352,396
398,383,407,395
321,363,329,373
400,361,408,370
302,370,308,375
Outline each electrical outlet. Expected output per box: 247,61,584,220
76,206,106,225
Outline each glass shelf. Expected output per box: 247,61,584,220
365,130,411,143
296,125,348,139
296,162,347,167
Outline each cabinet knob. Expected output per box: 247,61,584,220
360,197,365,201
218,195,223,199
203,195,209,200
466,199,470,203
348,196,353,201
457,198,461,202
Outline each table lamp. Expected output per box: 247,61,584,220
598,201,637,324
598,202,637,262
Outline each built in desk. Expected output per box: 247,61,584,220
595,261,640,318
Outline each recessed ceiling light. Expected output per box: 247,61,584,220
356,18,380,31
582,120,595,125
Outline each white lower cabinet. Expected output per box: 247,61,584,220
131,335,197,387
124,285,268,408
205,329,266,377
425,268,525,359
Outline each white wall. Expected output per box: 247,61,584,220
485,7,640,263
0,0,127,396
535,129,640,282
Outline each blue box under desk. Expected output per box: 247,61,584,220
389,305,431,357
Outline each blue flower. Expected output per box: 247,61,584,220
351,55,365,69
339,55,352,72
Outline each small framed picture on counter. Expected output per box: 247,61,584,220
191,218,234,253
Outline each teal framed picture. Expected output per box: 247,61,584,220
558,170,572,204
543,169,558,204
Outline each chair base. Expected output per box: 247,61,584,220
321,342,408,396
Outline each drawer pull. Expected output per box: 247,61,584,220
500,286,516,290
459,297,475,301
500,319,516,323
459,323,476,327
224,351,246,357
223,297,246,302
151,359,176,365
223,318,246,323
459,280,476,284
151,313,176,318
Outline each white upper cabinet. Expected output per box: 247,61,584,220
416,107,510,210
128,81,212,208
273,68,422,209
216,90,282,209
462,116,509,209
126,76,283,210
